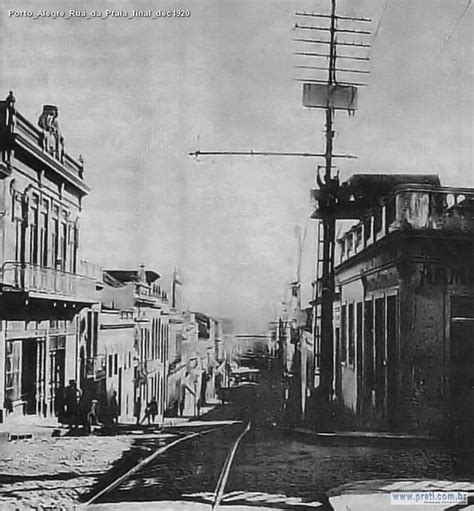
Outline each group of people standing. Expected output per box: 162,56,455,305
54,380,120,433
55,376,216,432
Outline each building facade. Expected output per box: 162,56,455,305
95,268,170,423
0,93,100,423
331,176,474,436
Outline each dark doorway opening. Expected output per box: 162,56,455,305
22,340,38,415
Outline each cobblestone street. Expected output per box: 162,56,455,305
0,436,134,510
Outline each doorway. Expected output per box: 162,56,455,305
22,340,38,414
450,317,474,440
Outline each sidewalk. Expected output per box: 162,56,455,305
0,400,226,508
0,399,223,442
328,478,474,511
0,415,66,442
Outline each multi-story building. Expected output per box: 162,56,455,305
166,309,187,416
91,267,170,423
167,311,222,417
314,174,474,436
0,92,100,423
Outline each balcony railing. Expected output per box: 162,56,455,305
134,282,168,304
0,261,98,302
338,185,474,264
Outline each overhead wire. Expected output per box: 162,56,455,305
435,0,472,60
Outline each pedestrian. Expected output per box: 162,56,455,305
64,380,81,428
86,399,102,435
179,383,185,417
200,370,208,407
142,400,154,425
109,391,119,425
149,397,158,423
54,386,65,424
133,397,141,426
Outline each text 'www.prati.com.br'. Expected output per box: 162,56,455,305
391,491,468,506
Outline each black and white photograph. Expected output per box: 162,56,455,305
0,1,473,509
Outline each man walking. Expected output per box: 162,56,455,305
64,380,81,429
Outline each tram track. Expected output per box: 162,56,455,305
211,420,251,510
79,375,333,510
83,419,252,508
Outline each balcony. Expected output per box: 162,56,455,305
0,261,99,303
134,282,168,306
338,185,474,264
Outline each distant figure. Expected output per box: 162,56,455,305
142,398,157,425
200,371,209,407
54,386,65,423
179,384,185,417
86,400,102,435
64,380,81,428
149,397,158,423
134,397,141,425
215,372,224,405
109,391,120,425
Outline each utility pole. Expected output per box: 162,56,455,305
319,0,338,401
296,2,371,402
189,1,371,405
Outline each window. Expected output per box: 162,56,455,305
386,199,396,229
348,303,355,365
363,217,371,245
341,304,347,362
72,224,78,273
5,341,21,402
114,353,118,375
157,319,162,360
93,312,99,357
374,209,383,237
375,297,386,389
364,299,374,390
29,200,39,264
15,220,22,262
108,354,113,377
40,209,48,267
52,218,59,268
356,301,363,366
60,222,67,271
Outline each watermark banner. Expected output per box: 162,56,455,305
391,491,468,506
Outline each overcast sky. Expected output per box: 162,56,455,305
1,0,472,332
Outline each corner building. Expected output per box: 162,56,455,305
0,93,99,422
325,175,474,436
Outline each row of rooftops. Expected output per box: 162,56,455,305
100,267,219,325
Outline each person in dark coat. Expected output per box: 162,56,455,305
133,397,141,425
64,380,81,428
54,386,65,423
109,391,120,425
149,397,158,423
